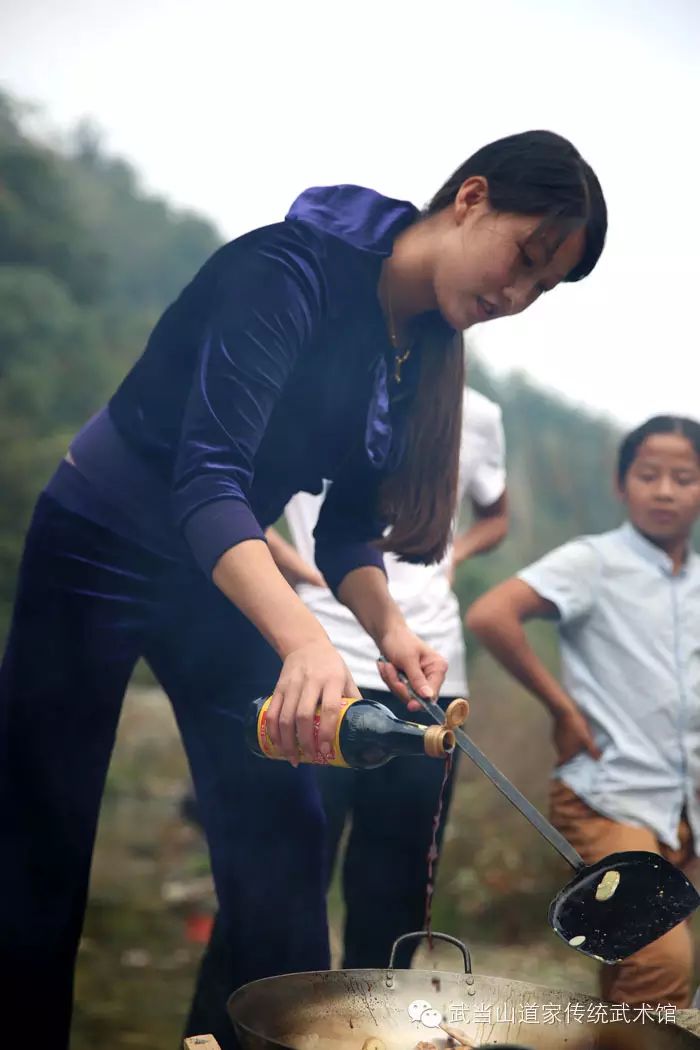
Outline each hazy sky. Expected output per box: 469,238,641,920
2,0,698,427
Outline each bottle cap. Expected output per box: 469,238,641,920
424,725,455,758
445,698,470,729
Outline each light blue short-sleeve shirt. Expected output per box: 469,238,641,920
518,523,700,850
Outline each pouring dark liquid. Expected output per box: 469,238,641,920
422,751,454,952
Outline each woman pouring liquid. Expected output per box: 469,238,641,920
0,130,606,1048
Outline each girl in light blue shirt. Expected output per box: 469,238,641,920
467,415,700,1008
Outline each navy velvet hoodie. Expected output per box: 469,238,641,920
64,186,449,592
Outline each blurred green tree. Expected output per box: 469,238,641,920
0,88,220,636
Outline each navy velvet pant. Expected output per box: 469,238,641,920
317,687,460,970
0,494,329,1048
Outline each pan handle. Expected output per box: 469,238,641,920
386,931,472,981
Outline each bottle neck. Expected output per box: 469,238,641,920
381,720,452,758
383,720,426,757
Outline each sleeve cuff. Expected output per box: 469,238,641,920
516,568,569,621
315,539,386,597
469,467,506,508
183,498,265,576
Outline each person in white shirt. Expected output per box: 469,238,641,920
269,387,508,968
466,415,700,1008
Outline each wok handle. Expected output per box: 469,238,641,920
387,931,472,974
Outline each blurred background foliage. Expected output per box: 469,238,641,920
0,90,220,640
4,91,693,1049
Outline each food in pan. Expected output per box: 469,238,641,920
595,869,621,901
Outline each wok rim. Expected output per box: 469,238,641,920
227,964,603,1049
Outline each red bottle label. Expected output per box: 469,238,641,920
257,697,358,766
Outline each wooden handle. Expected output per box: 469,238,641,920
183,1037,222,1050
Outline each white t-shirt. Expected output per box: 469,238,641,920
284,388,506,694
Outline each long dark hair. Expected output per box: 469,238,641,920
381,130,608,564
618,415,700,485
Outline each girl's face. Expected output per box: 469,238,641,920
620,433,700,545
432,177,586,331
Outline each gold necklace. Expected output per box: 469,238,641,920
386,278,413,384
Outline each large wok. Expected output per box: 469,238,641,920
227,933,700,1050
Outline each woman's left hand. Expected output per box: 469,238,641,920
377,626,448,711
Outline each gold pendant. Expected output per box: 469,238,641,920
394,347,411,383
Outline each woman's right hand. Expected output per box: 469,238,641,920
553,707,601,765
263,639,361,764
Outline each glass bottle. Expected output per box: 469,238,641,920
245,696,455,769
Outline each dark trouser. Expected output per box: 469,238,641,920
0,494,329,1049
318,687,460,969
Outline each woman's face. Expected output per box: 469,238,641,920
432,177,586,331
